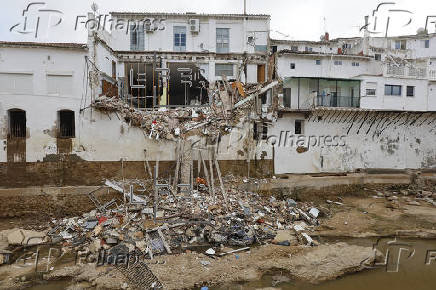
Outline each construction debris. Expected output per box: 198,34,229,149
92,80,279,140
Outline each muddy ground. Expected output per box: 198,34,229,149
0,181,435,289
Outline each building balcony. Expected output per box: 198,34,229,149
384,64,431,79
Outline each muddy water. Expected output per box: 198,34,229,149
24,239,436,289
212,239,436,290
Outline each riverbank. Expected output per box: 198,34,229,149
0,176,435,289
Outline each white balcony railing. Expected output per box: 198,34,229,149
429,69,436,81
385,64,430,79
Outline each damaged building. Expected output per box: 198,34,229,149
0,11,435,187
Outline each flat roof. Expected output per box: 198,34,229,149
0,41,87,50
110,12,270,19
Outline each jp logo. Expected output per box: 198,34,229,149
361,236,415,272
9,2,63,38
360,2,413,36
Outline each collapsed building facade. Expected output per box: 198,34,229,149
0,11,435,187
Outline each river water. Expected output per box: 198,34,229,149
26,239,436,289
212,238,436,290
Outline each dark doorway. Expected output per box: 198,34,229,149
58,110,75,138
7,109,26,163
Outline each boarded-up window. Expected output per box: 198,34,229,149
47,74,73,95
215,64,233,77
58,110,75,138
0,73,33,94
8,109,26,138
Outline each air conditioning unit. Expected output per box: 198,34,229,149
189,19,200,33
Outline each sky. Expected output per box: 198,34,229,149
1,0,435,43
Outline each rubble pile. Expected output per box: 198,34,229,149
92,81,278,140
36,175,320,263
374,185,436,209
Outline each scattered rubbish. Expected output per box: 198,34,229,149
205,248,216,255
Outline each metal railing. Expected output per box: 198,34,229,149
316,95,360,108
385,64,429,79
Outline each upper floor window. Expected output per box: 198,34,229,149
291,46,298,52
406,86,415,97
295,120,304,134
130,24,144,51
424,39,430,48
375,54,382,61
112,61,116,79
173,26,186,52
394,40,406,50
290,63,296,69
305,46,313,52
334,60,342,65
315,60,321,65
385,84,402,96
215,64,233,77
352,62,360,67
216,28,230,53
47,74,73,95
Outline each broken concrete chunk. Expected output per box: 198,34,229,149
8,229,46,246
308,208,320,219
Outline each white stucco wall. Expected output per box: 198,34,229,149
270,111,436,174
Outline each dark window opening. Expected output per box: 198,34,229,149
290,63,296,69
406,86,415,97
272,45,277,53
315,60,321,65
295,120,304,134
366,88,376,96
375,54,381,61
8,110,26,138
254,122,268,140
283,88,291,107
59,110,75,138
112,61,116,79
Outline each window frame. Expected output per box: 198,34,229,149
216,28,230,53
173,26,187,52
384,84,402,96
315,59,321,65
215,63,233,77
366,88,376,96
295,120,304,135
406,86,415,97
58,110,75,138
334,60,342,66
290,63,296,69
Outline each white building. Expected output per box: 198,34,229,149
1,11,435,184
273,33,436,112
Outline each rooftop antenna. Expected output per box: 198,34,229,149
323,17,327,33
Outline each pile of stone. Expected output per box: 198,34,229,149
374,187,436,209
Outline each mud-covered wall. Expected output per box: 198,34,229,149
271,110,436,174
